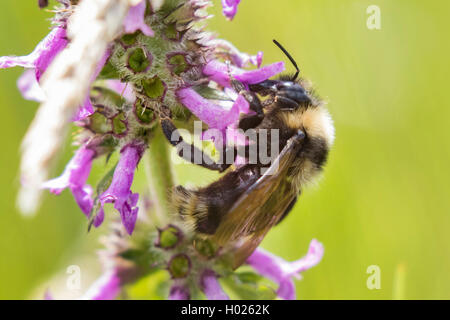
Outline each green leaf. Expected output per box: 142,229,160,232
96,163,117,195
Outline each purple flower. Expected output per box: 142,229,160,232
42,145,95,216
81,269,121,300
0,27,67,102
209,39,263,68
17,69,46,102
0,25,106,121
123,0,154,37
222,0,241,20
203,60,285,88
246,239,324,300
177,87,248,131
99,143,146,235
169,284,190,300
200,269,229,300
0,26,68,81
74,96,95,122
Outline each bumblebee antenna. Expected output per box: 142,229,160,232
273,39,299,81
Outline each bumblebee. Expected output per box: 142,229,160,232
172,40,335,267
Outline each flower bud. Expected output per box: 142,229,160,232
127,48,152,73
168,254,191,279
194,238,217,259
155,225,183,250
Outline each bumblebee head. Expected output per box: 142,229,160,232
249,40,313,108
249,79,312,107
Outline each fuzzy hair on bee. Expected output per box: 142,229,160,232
172,40,335,267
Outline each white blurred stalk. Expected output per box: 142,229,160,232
17,0,143,215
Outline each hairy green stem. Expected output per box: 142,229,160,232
144,126,175,225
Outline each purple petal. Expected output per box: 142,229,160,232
17,69,46,102
42,145,95,215
115,193,139,235
210,39,263,68
176,87,246,130
100,143,145,235
232,50,263,68
253,51,263,68
81,270,121,300
0,27,67,76
43,145,95,201
246,248,286,283
234,62,285,85
93,207,105,228
0,26,67,81
169,285,190,300
33,27,68,81
203,60,285,88
123,1,154,37
71,185,94,216
246,239,324,300
282,239,324,277
200,269,229,300
105,80,136,102
0,55,34,69
277,279,296,300
0,53,36,70
73,96,95,121
221,0,241,20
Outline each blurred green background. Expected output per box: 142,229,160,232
0,0,449,299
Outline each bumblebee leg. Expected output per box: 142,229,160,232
238,114,264,131
230,79,268,130
231,79,265,115
160,116,231,172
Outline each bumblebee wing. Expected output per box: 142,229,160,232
230,180,297,268
212,133,304,265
